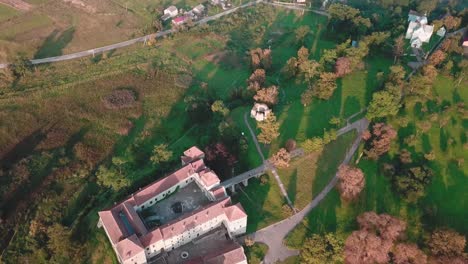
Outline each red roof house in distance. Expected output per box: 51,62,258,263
97,147,247,264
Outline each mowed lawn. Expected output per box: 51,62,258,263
278,131,356,210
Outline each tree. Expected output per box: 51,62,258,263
298,60,321,81
394,165,432,202
442,15,461,31
328,3,371,34
250,48,272,70
301,137,324,153
428,50,446,66
301,88,314,106
335,57,352,77
416,0,437,14
393,35,405,63
150,144,173,165
337,165,365,201
399,149,412,164
204,142,237,172
211,100,230,117
297,46,310,63
96,165,130,191
301,233,344,264
254,85,279,106
364,123,397,159
313,72,337,100
46,224,76,262
345,230,393,264
247,69,266,91
269,148,291,168
428,229,466,257
285,139,297,152
357,212,407,242
283,57,299,79
295,25,310,43
10,54,32,79
392,243,427,264
366,90,401,120
257,113,280,144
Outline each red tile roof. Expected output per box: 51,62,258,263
184,146,204,159
160,198,229,239
116,234,145,261
140,229,163,247
224,203,247,222
205,244,247,264
211,187,227,200
199,170,221,187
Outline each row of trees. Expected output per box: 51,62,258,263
301,211,467,264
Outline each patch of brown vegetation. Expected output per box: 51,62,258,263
0,0,32,11
174,74,192,88
205,51,229,64
102,89,136,109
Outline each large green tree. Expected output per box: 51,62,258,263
96,165,130,191
150,144,173,165
366,90,401,120
301,233,344,264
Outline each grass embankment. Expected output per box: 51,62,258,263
244,243,269,264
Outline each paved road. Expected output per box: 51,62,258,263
265,1,329,16
252,118,369,263
0,0,263,69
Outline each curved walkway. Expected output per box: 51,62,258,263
252,118,369,263
243,112,294,207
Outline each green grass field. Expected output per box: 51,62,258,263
0,4,18,23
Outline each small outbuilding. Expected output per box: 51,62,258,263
436,26,446,37
250,103,271,122
192,4,205,15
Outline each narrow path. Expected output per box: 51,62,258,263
252,118,369,263
243,112,294,207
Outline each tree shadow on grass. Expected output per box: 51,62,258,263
342,96,361,119
287,169,298,206
33,27,75,59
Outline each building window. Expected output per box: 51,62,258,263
142,205,145,209
150,201,153,204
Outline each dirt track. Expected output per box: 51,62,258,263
0,0,32,11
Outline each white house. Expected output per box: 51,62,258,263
436,27,446,37
97,147,248,264
406,10,434,48
162,5,178,21
251,103,271,122
192,4,205,15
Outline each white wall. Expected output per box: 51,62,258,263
123,250,146,264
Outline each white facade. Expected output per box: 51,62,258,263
164,6,178,17
251,103,271,122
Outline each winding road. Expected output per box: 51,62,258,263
247,118,369,263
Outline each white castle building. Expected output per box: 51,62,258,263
97,147,248,264
406,10,434,48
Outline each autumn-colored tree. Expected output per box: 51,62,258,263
269,148,291,168
313,72,337,100
442,15,461,31
364,123,397,159
301,88,314,106
285,139,297,152
257,113,280,144
357,212,407,242
345,230,393,264
250,48,272,69
47,224,78,262
366,90,401,120
337,165,365,201
283,57,299,79
254,85,279,106
297,46,310,63
150,144,173,165
211,100,230,117
393,35,405,63
399,149,412,164
298,59,321,81
416,0,437,14
301,233,344,264
335,57,352,77
392,243,427,264
428,50,446,66
247,69,266,91
295,25,310,43
428,229,466,257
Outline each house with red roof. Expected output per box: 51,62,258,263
97,146,248,264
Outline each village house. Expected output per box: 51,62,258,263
192,4,205,16
172,15,189,26
162,5,178,21
97,147,248,264
251,103,271,122
406,10,434,48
